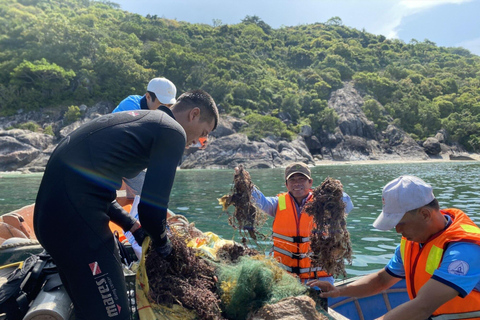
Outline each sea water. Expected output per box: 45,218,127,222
1,161,479,278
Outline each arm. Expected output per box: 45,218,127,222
308,268,401,299
342,192,354,214
137,128,185,246
378,278,459,320
251,187,278,217
107,200,137,232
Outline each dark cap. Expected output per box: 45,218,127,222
285,162,311,180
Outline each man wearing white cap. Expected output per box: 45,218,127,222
110,77,177,200
112,77,177,113
307,175,480,320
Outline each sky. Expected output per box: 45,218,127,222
113,0,480,56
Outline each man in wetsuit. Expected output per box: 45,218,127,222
33,90,218,320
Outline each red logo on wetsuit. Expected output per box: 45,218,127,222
127,111,139,117
89,261,102,275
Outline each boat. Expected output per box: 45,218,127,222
328,277,409,320
0,198,408,320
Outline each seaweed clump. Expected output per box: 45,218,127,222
216,243,260,264
145,233,224,320
218,165,267,241
303,177,353,277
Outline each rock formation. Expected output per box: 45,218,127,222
0,83,475,173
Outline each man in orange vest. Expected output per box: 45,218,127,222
308,175,480,320
251,162,353,285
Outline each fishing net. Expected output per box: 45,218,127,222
139,222,310,320
216,255,307,320
303,177,353,278
218,165,268,242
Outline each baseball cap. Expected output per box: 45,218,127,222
373,175,435,230
147,77,177,104
284,162,311,180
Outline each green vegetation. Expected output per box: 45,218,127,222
0,0,479,150
16,121,40,132
64,105,81,124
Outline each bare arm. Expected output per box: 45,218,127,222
377,278,459,320
307,268,400,298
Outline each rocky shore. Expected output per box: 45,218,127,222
0,82,477,173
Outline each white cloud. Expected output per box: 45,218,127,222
457,37,480,56
377,0,473,40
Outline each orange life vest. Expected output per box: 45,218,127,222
400,208,480,319
272,192,329,279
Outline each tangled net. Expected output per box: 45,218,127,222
216,255,307,320
218,165,268,241
303,177,353,278
145,232,224,320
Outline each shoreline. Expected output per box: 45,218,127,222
1,155,478,175
313,156,480,166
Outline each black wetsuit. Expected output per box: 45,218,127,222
33,109,185,320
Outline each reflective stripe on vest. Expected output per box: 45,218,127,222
272,232,310,243
273,246,310,259
279,264,324,275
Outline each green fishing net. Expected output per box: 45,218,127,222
216,255,307,320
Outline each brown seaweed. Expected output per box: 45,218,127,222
216,243,260,264
218,165,267,241
303,177,353,278
145,232,225,320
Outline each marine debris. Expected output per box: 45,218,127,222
145,233,224,320
216,254,307,320
216,242,259,263
303,177,353,278
218,165,268,241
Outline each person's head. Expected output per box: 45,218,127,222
145,77,177,110
284,162,313,202
171,89,219,147
373,175,442,242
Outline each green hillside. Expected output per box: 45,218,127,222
1,0,479,150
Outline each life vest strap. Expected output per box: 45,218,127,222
272,232,310,243
430,311,480,320
273,247,309,259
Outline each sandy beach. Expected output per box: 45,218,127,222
313,153,480,166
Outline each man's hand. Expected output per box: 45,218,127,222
155,238,173,258
306,280,340,298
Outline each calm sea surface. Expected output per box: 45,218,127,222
1,161,479,278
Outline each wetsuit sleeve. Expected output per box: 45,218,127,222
107,200,136,231
137,128,185,246
252,187,278,217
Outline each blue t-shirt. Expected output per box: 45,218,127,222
112,95,144,113
386,218,480,297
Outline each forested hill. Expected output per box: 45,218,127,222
1,0,480,151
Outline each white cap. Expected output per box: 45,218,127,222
373,175,435,230
146,77,177,104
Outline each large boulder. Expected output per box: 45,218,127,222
180,133,314,169
423,137,441,155
0,134,41,171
